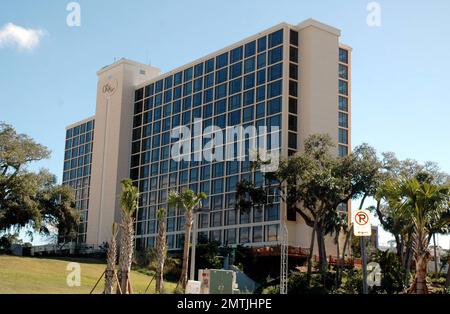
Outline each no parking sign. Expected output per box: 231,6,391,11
353,209,372,237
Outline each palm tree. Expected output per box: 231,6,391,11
155,208,167,293
118,178,139,294
104,223,118,294
168,188,207,291
384,178,450,294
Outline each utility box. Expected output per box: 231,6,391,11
198,269,238,294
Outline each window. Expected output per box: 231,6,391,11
204,73,214,89
239,227,250,243
268,46,283,65
244,57,255,74
210,229,222,241
229,78,242,95
267,97,281,115
225,210,237,225
266,224,279,242
339,96,348,112
194,78,203,93
205,58,215,73
253,226,263,242
211,211,222,227
256,86,265,102
215,83,227,100
339,129,348,144
216,52,228,69
164,76,173,90
290,29,298,46
204,88,213,103
256,102,265,118
228,110,241,125
243,90,254,106
289,46,298,63
268,80,282,98
288,132,297,149
339,48,349,64
228,94,241,110
184,68,192,82
339,64,348,79
257,53,266,69
289,80,298,97
268,63,282,81
212,178,224,194
183,82,192,96
203,103,213,118
339,112,348,128
243,106,254,122
339,144,348,157
245,41,256,57
135,88,143,101
268,29,283,48
215,99,226,115
212,162,224,177
231,46,243,63
339,80,348,96
194,63,203,78
244,73,255,90
225,228,236,244
216,68,227,84
155,80,163,93
215,115,226,129
230,62,242,79
265,205,279,221
288,115,297,131
145,84,154,97
289,63,298,80
174,72,183,85
257,69,266,85
257,36,266,52
226,175,238,192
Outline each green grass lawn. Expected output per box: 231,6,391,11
0,255,176,294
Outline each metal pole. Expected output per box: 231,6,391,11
190,212,198,281
361,236,368,294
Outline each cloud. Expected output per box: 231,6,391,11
0,23,46,51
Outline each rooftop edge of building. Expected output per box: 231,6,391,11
296,18,341,36
65,115,95,130
96,57,161,77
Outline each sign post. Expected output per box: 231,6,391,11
353,209,371,294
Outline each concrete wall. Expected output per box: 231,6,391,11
86,59,160,245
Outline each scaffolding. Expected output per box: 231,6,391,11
279,222,288,294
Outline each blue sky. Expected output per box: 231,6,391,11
1,0,450,247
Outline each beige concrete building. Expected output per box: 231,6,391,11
62,19,351,256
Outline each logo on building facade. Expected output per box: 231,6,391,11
101,79,118,98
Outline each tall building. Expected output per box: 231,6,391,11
62,19,351,255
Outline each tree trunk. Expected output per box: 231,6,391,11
155,213,167,294
433,234,439,278
316,223,328,277
104,230,117,294
445,257,450,288
118,214,134,294
335,231,340,286
178,211,193,291
306,220,317,286
409,229,430,294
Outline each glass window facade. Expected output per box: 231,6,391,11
62,119,95,243
338,47,350,157
131,28,288,250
